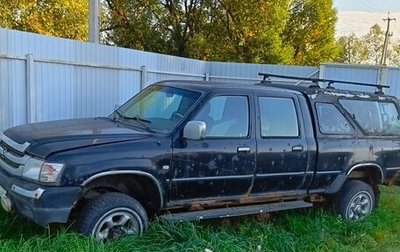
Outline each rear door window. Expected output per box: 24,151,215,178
316,103,354,135
259,97,299,137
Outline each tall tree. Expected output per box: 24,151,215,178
104,0,340,65
284,0,339,65
102,0,209,57
199,0,293,64
103,0,294,64
388,44,400,67
337,33,369,64
363,24,384,65
0,0,88,40
336,24,400,66
0,0,341,65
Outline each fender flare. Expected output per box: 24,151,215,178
325,163,384,194
81,170,164,208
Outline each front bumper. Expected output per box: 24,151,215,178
0,168,81,226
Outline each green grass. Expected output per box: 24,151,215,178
1,186,400,252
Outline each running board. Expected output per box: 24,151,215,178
161,200,313,222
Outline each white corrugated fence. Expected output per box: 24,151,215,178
1,28,399,131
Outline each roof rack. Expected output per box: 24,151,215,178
258,73,390,94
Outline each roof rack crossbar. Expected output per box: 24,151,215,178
258,73,390,92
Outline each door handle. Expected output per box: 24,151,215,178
237,147,251,153
292,145,303,152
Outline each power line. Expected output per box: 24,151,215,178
351,0,385,13
363,0,385,13
355,0,378,13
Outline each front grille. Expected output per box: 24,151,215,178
0,155,19,168
0,141,24,157
0,133,31,175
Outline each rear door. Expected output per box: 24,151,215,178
252,93,310,195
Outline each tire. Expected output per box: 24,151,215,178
335,180,375,221
76,192,149,241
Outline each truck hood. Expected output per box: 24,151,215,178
3,118,151,158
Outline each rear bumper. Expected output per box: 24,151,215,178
0,168,80,226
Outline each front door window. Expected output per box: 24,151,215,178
194,96,249,138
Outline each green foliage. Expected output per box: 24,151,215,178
103,0,338,65
196,0,294,64
0,0,340,65
1,186,400,251
0,0,88,41
0,0,339,65
337,34,369,64
283,0,340,66
337,24,400,67
364,24,385,65
103,0,167,52
388,44,400,67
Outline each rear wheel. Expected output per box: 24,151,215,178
335,180,375,220
76,192,149,241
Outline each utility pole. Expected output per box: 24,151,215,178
89,0,100,43
380,13,396,65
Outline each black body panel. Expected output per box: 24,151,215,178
4,118,151,158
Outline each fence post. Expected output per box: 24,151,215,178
205,72,210,82
377,66,388,87
26,54,35,124
141,65,147,90
319,64,326,79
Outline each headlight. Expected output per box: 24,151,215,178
22,158,64,183
22,157,44,181
39,162,64,183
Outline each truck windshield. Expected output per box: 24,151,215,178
115,85,201,133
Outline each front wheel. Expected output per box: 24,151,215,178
335,180,375,221
76,192,149,241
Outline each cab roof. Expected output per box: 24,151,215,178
157,80,398,102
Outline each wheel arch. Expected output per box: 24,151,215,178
76,171,164,214
346,163,384,184
325,163,383,194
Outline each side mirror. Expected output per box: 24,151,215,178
183,121,206,140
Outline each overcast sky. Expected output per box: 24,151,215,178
334,0,400,39
334,0,400,12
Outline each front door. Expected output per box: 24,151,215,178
170,94,256,202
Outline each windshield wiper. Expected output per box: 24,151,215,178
121,114,151,127
125,115,150,123
114,110,154,131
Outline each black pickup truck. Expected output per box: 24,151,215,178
1,74,400,240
